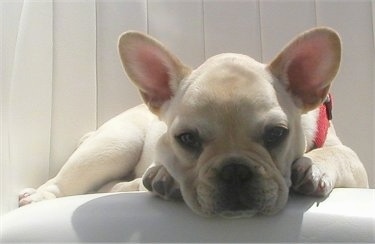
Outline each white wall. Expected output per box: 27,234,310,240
1,0,374,215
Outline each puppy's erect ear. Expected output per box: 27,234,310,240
268,27,341,112
118,31,191,113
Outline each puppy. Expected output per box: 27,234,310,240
19,27,368,217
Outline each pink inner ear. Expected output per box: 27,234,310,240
286,35,335,105
288,53,321,91
136,46,172,103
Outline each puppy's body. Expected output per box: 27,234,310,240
20,28,368,217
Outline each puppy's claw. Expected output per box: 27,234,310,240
18,188,56,207
19,188,35,200
142,165,182,201
142,166,159,191
18,188,36,206
170,188,183,200
152,178,168,196
291,157,333,197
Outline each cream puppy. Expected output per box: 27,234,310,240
19,27,368,217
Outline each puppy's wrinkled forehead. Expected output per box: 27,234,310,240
182,54,277,113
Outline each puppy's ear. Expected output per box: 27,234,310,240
268,27,341,112
118,31,191,113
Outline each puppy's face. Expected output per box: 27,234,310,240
156,54,305,217
119,28,341,217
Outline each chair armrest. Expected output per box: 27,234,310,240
1,188,374,242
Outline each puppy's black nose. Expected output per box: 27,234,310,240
219,163,252,185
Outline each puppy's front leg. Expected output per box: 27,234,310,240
292,125,369,197
142,164,182,201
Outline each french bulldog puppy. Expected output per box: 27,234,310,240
19,27,368,217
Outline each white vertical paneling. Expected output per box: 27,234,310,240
259,1,316,62
203,0,261,61
316,1,374,187
7,1,53,209
96,1,147,126
49,1,97,176
373,0,375,186
148,0,205,68
1,0,25,216
0,1,4,215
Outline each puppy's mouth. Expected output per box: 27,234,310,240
214,187,279,218
193,162,285,217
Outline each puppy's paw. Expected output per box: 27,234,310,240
291,157,333,197
142,165,182,201
19,188,56,207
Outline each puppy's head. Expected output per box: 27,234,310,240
118,28,341,217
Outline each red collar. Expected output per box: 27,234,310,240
313,94,333,149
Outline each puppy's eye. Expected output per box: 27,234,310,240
176,132,202,151
264,126,289,148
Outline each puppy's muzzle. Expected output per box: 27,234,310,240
196,155,283,217
216,161,260,213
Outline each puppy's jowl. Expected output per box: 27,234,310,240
20,27,368,217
